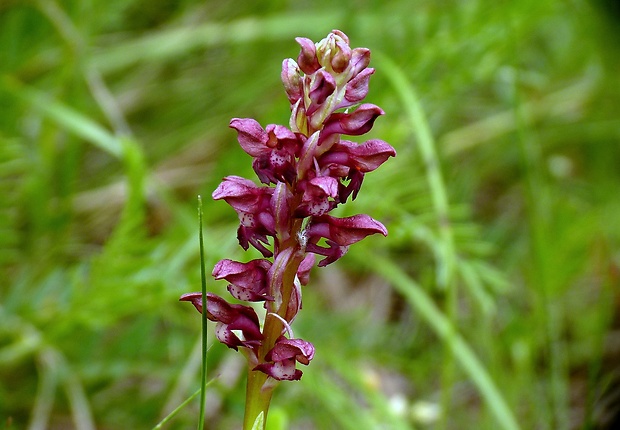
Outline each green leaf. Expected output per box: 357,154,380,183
251,412,265,430
0,75,123,158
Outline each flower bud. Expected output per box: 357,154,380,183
281,59,303,104
331,38,352,73
295,37,320,74
316,30,351,73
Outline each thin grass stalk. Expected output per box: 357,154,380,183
197,196,208,430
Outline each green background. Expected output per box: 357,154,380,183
1,0,619,428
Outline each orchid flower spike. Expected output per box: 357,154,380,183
181,29,395,390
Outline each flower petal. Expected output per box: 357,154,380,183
254,359,302,381
180,292,263,350
213,258,273,302
320,139,396,173
320,103,384,141
342,68,374,107
348,47,371,78
212,176,271,213
307,69,336,107
253,337,315,381
179,292,203,313
266,337,315,364
307,214,388,246
229,118,268,157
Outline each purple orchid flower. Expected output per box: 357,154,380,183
182,30,395,389
305,214,388,266
212,176,276,257
319,138,397,202
212,258,273,302
180,292,263,362
254,337,315,381
229,119,300,184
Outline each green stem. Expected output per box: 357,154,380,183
243,369,273,430
242,216,304,429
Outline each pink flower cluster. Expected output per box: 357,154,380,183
181,30,395,381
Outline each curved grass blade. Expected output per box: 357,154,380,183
152,384,212,430
0,75,123,158
370,256,520,430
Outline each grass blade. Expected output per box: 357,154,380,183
0,75,123,158
370,256,520,430
197,196,208,430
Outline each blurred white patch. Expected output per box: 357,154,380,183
388,393,408,417
411,400,441,425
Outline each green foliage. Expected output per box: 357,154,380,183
1,0,619,429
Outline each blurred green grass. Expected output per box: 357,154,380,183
1,0,619,429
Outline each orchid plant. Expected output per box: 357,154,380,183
180,29,395,429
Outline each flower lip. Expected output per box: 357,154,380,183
305,240,349,267
253,336,315,381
